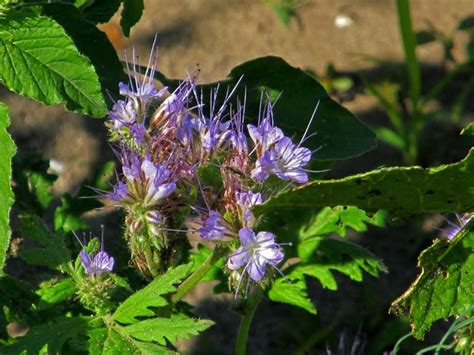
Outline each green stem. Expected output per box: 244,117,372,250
293,316,341,355
143,243,159,277
171,245,226,303
235,288,263,355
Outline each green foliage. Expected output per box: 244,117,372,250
158,56,377,161
113,264,192,324
461,122,474,136
0,8,107,117
0,103,16,273
269,237,387,314
189,245,225,281
0,316,90,354
43,3,127,103
82,0,121,24
18,214,70,271
36,278,77,311
123,315,214,346
120,0,144,37
300,206,385,239
390,223,474,339
255,148,474,218
54,161,115,231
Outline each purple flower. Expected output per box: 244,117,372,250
141,158,176,207
107,181,128,201
269,137,311,184
247,102,283,155
236,191,263,228
227,228,284,282
80,250,114,276
198,210,228,240
443,213,472,240
250,150,273,182
199,118,231,155
109,100,137,129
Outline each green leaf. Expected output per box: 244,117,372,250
0,102,15,272
374,126,405,150
82,0,121,24
158,56,376,160
12,155,57,214
268,277,316,314
120,0,144,37
88,327,174,355
113,264,192,324
123,314,214,346
18,214,70,271
300,206,385,239
36,278,77,310
0,316,89,354
269,237,387,313
458,15,474,31
461,122,474,136
390,223,474,339
0,8,107,117
255,148,474,218
415,30,437,45
43,4,127,103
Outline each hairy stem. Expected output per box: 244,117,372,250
171,244,226,303
235,287,263,355
143,243,159,277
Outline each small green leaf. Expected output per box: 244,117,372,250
300,206,385,239
120,0,144,37
390,223,474,339
82,0,121,24
461,122,474,136
123,314,214,346
0,102,16,272
415,30,437,45
113,264,192,324
36,278,77,310
18,214,70,271
268,277,316,314
269,237,386,313
0,316,89,354
374,126,405,150
255,148,474,218
458,15,474,31
0,8,107,117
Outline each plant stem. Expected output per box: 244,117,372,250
171,245,226,303
235,287,263,355
143,243,159,277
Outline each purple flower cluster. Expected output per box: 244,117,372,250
104,43,318,288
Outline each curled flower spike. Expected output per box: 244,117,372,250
227,228,284,285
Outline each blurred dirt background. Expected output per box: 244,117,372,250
3,0,474,354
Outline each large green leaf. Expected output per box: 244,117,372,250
43,4,127,103
390,222,474,339
82,0,121,24
255,148,474,218
0,8,107,117
88,327,174,355
269,237,387,313
157,56,376,160
120,0,144,37
123,314,213,346
113,264,191,324
0,316,89,354
0,103,15,273
18,214,70,271
461,122,474,135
